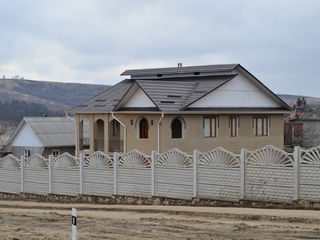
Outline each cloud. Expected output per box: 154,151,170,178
0,0,320,96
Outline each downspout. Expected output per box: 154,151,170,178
158,112,164,152
111,112,127,153
65,112,77,156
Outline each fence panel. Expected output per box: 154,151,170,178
117,150,151,197
299,147,320,201
245,146,294,202
52,153,79,195
0,155,21,193
198,147,241,201
156,149,193,199
24,154,49,195
83,152,114,196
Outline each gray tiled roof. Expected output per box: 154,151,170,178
71,64,291,113
121,64,238,78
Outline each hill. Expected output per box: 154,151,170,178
0,77,109,112
278,94,320,109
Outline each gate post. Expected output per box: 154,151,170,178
113,152,119,195
151,151,157,196
79,153,84,195
240,148,247,200
193,149,199,198
293,146,301,201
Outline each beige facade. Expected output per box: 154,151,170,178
75,112,284,156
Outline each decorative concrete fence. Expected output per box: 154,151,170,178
1,145,320,203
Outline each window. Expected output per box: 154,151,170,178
204,116,218,137
112,119,120,136
24,150,30,158
253,115,269,136
229,116,239,137
171,118,183,139
139,118,149,138
52,150,60,157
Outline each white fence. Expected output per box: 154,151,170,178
1,145,320,203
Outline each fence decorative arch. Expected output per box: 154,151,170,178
25,154,48,168
0,154,20,168
119,150,150,167
84,151,113,168
301,146,320,165
247,145,293,167
52,153,79,168
200,147,240,168
157,148,192,168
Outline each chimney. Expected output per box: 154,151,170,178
177,63,183,67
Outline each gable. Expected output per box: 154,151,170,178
117,83,157,109
189,73,280,108
11,123,43,147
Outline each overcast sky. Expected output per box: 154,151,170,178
0,0,319,96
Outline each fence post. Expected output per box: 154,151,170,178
293,146,300,201
151,151,157,196
20,156,25,193
79,153,84,195
240,148,247,200
113,152,119,195
48,155,52,194
193,149,199,198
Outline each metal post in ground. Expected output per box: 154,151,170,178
72,208,77,240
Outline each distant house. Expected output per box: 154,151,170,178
285,99,320,149
71,64,291,155
6,117,76,158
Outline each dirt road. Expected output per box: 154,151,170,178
0,200,320,239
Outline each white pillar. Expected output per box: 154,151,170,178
48,155,52,194
193,149,199,198
79,153,84,195
113,152,119,195
240,148,247,200
293,146,300,201
20,156,25,193
72,208,77,240
151,151,157,196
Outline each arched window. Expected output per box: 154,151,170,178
171,117,184,139
138,118,149,139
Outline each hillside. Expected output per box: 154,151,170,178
0,77,109,111
278,94,320,109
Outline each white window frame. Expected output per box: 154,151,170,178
52,149,60,157
24,149,31,158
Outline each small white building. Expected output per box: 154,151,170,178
6,117,76,158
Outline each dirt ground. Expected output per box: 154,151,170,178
0,200,320,240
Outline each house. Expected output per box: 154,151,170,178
71,64,291,156
6,117,76,158
285,98,320,149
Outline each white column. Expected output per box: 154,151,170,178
79,153,84,195
151,151,157,196
293,146,300,201
193,149,199,198
72,208,77,240
48,155,52,194
113,152,119,195
240,148,247,200
20,156,25,193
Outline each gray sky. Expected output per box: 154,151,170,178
0,0,319,96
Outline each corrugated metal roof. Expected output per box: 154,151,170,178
24,117,75,147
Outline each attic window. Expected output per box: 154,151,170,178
194,90,207,94
95,99,106,102
79,105,88,107
167,95,181,99
160,100,175,104
113,99,120,102
157,74,163,77
94,104,105,107
194,72,200,75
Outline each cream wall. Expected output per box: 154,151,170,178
76,113,284,156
